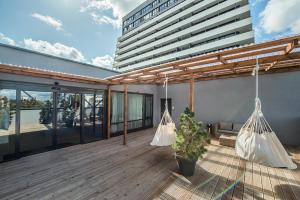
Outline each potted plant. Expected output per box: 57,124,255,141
172,108,209,176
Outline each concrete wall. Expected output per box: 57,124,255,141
0,44,119,79
158,71,300,146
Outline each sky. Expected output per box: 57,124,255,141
0,0,299,69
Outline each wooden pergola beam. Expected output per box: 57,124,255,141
218,55,227,65
285,39,298,54
123,84,128,145
189,74,195,112
107,86,111,139
0,64,109,85
265,61,278,71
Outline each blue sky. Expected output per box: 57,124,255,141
0,0,299,69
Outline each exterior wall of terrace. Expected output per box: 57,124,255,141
157,71,300,146
115,0,254,71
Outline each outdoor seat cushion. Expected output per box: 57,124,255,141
219,122,232,131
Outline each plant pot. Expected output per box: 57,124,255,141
176,155,197,176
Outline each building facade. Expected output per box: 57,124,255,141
114,0,255,71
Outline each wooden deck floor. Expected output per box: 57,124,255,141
0,128,299,200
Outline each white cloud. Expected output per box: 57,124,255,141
24,38,85,61
0,33,16,45
31,13,63,31
90,12,119,28
91,55,114,68
250,0,265,7
80,0,145,28
260,0,300,34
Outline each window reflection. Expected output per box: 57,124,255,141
0,89,16,159
20,91,53,152
95,93,104,138
57,93,81,145
82,92,104,142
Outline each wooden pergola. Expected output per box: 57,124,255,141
105,35,300,144
106,35,300,85
1,35,300,145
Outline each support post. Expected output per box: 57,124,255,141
107,86,111,139
123,84,128,145
189,75,195,112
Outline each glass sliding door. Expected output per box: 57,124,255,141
95,92,104,138
128,94,143,130
82,92,104,142
82,93,95,142
56,93,81,146
111,92,124,134
0,89,16,160
20,91,53,153
144,95,153,127
110,92,153,136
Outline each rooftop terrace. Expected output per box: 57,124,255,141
0,128,299,200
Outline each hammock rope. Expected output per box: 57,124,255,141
235,58,297,169
151,75,176,146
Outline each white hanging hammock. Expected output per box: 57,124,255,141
235,59,297,169
151,76,176,146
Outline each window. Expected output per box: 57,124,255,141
111,92,153,135
111,92,124,133
128,94,143,130
169,0,177,6
134,20,139,27
0,89,16,158
152,8,159,15
56,93,81,145
144,13,151,21
82,92,104,143
20,91,53,152
160,2,168,11
153,0,159,7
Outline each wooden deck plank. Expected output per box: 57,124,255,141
268,166,286,200
206,145,235,199
0,129,299,200
220,149,241,200
274,167,297,200
243,161,254,200
259,164,275,200
252,162,264,199
231,158,246,200
190,145,230,200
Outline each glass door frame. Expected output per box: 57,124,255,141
0,80,107,161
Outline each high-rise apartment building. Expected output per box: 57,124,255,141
114,0,254,71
